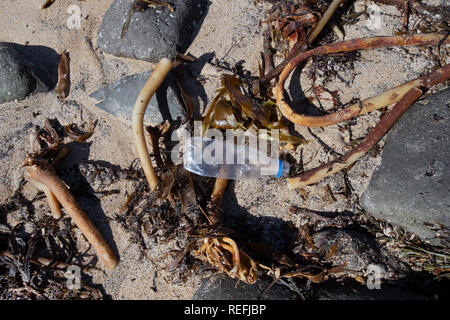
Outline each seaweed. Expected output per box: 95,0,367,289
56,51,71,100
202,74,307,147
0,212,102,300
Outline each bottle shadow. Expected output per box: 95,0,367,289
221,180,298,255
166,52,214,125
213,180,449,300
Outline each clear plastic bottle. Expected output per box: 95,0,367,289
183,137,290,180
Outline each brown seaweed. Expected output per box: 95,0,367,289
56,50,70,100
202,74,306,147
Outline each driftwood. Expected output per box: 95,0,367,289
24,158,119,270
261,31,448,90
275,33,449,127
287,88,423,189
279,63,450,127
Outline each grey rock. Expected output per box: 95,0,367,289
97,0,207,62
313,228,381,271
0,43,58,104
90,70,186,125
361,88,450,246
193,274,297,300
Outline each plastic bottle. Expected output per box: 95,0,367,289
183,137,290,180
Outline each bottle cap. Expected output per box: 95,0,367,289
275,160,290,178
276,159,283,178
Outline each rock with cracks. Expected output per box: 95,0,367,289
97,0,207,62
90,70,186,125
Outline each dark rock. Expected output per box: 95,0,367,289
313,228,382,271
97,0,207,62
0,43,59,104
193,274,297,300
90,70,186,125
361,88,450,246
313,281,428,300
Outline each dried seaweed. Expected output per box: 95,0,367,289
1,112,135,298
264,0,318,55
287,88,424,189
114,165,205,258
196,236,258,284
133,59,173,191
309,50,360,86
0,179,33,220
276,35,449,127
202,74,306,147
64,120,97,143
18,0,449,296
56,50,70,100
25,139,119,269
78,162,141,190
0,215,102,300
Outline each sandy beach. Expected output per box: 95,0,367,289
0,0,448,299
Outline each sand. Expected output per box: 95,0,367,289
0,0,448,299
